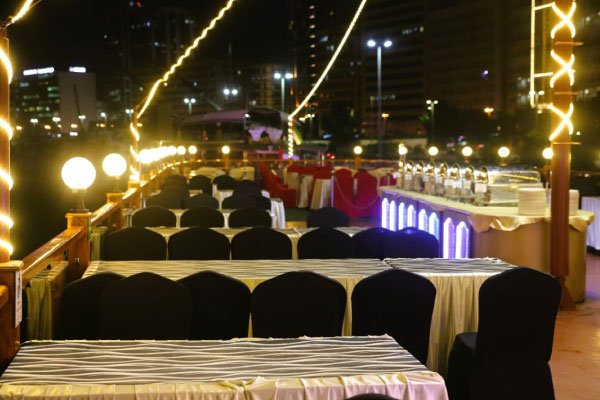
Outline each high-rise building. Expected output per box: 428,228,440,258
11,66,96,137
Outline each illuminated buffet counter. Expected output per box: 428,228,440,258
379,186,595,301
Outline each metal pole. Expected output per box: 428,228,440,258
377,46,383,159
0,28,11,262
431,102,435,143
281,78,285,112
550,0,575,308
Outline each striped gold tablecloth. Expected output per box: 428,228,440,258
0,336,448,400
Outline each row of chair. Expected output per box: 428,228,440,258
132,205,272,228
103,226,440,261
61,268,435,364
164,173,259,192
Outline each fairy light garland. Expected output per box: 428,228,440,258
548,1,576,141
136,0,237,118
0,1,36,257
287,0,368,157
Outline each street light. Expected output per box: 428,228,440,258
428,145,439,159
498,146,510,166
61,157,96,212
426,99,439,144
462,146,473,162
274,72,294,112
366,38,393,159
183,97,196,115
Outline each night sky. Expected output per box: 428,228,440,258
2,0,290,72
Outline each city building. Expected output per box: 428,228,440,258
11,66,97,137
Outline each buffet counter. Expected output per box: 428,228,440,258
379,186,594,301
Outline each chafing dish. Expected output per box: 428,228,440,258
423,162,436,195
444,164,461,200
402,161,414,191
474,166,542,206
435,163,447,196
460,165,475,203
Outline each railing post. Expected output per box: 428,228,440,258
65,212,91,280
0,261,23,371
128,180,141,209
0,28,13,262
106,193,125,230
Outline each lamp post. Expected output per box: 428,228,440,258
274,72,293,112
61,157,97,212
223,88,239,102
222,145,231,171
462,146,473,163
353,145,363,170
367,39,392,159
426,99,439,144
102,153,127,192
183,97,196,115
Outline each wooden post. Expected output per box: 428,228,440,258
550,0,575,308
354,156,362,170
106,193,125,230
128,180,141,209
0,28,11,263
65,213,91,280
0,261,22,372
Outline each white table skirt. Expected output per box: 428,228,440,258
311,178,332,209
297,174,314,208
0,336,448,400
582,196,600,250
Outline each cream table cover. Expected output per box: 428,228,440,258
0,336,448,400
383,257,514,374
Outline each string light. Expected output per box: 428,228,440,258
548,103,574,141
549,50,574,88
289,0,368,120
548,1,576,142
137,0,237,118
550,1,576,39
0,0,37,257
129,122,140,181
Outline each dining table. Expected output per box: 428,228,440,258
0,336,448,400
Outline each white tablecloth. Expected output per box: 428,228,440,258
582,196,600,250
311,178,332,209
0,336,448,400
297,174,314,208
383,257,514,374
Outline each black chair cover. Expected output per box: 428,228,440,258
146,192,182,209
162,175,188,188
231,227,292,259
352,269,436,364
61,272,123,339
131,206,176,227
297,227,353,259
213,174,238,190
306,206,350,228
447,267,561,400
352,227,390,259
222,195,256,210
228,206,271,228
189,175,213,194
180,206,225,228
103,227,167,260
161,184,189,199
383,228,440,258
99,272,192,340
178,271,251,340
184,193,219,210
251,271,346,338
168,227,230,260
249,194,271,210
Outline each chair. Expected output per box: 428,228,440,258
249,194,271,210
146,192,182,209
103,227,167,260
238,179,261,189
233,185,262,197
352,227,390,259
333,169,357,218
352,269,436,365
297,227,353,259
99,272,192,340
229,206,271,228
214,174,238,190
306,206,350,228
168,227,230,260
384,228,440,258
131,206,176,227
222,194,256,210
161,184,189,199
184,193,219,210
251,271,346,338
231,227,292,259
61,272,123,339
189,175,213,194
446,267,561,400
163,174,188,188
178,271,251,339
180,206,225,228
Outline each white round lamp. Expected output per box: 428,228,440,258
61,157,96,211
